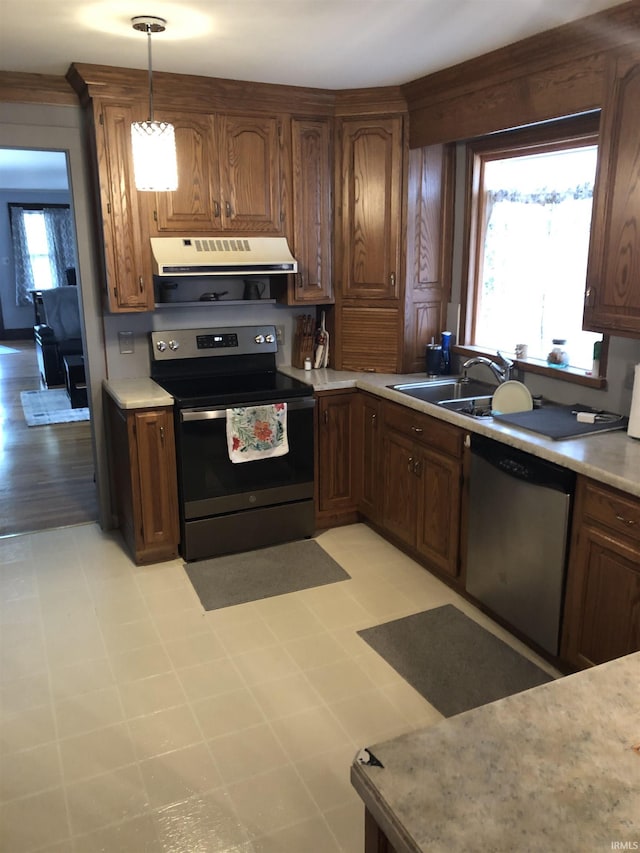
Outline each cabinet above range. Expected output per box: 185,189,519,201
66,63,335,312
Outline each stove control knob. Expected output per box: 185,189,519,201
254,334,265,344
265,334,275,343
168,340,180,351
156,340,167,352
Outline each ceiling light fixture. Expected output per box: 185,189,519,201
130,15,178,192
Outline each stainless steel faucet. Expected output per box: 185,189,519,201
462,352,514,384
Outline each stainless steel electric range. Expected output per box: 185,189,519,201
150,325,315,561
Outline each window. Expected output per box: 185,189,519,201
463,116,604,376
9,203,76,306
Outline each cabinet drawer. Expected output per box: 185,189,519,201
382,400,462,458
582,480,640,542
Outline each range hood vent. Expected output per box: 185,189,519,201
151,236,298,277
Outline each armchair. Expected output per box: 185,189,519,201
34,287,84,388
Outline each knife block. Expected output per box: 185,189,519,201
292,331,315,369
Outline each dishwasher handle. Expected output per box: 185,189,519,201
471,433,575,494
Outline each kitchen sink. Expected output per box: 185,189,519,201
388,378,496,404
437,396,494,418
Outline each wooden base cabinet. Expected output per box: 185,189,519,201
357,392,382,523
105,394,180,565
380,400,464,579
561,477,640,668
315,390,358,527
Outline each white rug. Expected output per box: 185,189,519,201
20,389,90,426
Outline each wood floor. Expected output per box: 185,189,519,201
0,340,97,537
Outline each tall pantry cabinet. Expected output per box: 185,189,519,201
332,98,454,374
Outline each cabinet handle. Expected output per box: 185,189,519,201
615,514,636,526
298,274,304,289
390,272,396,292
413,459,422,477
411,426,423,434
213,200,220,218
323,410,329,425
371,413,377,426
225,201,233,217
138,276,144,293
407,456,414,473
160,425,165,445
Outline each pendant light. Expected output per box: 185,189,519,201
130,15,178,192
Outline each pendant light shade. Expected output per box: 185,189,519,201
131,16,178,192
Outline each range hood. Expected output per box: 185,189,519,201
150,236,298,277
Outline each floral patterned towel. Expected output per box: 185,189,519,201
226,403,289,463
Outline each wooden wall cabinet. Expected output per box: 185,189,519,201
584,48,640,337
150,111,286,235
105,394,180,565
94,101,154,312
561,477,640,669
380,400,464,579
287,117,333,304
339,116,403,301
333,119,454,374
315,390,359,527
333,115,404,373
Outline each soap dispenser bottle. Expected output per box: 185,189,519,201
440,331,452,375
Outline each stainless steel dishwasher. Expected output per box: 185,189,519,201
465,434,575,655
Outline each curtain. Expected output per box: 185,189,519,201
9,204,76,307
9,205,34,306
43,206,76,291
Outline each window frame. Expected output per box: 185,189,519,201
459,113,608,389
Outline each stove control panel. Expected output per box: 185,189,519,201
150,326,279,360
197,333,238,349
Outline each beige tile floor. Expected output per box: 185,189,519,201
0,522,558,852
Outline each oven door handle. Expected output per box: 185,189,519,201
180,397,316,422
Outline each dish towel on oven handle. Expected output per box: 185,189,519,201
226,403,289,463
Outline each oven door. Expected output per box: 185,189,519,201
177,397,315,521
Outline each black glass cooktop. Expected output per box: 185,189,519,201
154,370,313,408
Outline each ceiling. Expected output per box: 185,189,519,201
0,0,627,91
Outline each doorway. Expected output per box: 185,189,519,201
0,146,97,536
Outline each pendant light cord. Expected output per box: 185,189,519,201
146,25,155,123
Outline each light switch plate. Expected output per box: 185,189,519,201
118,331,134,354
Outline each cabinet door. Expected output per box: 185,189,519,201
339,116,403,300
291,117,333,303
218,115,284,233
316,392,357,517
133,409,179,555
152,112,221,233
358,393,381,522
381,429,416,549
415,448,461,577
97,102,154,311
562,525,640,668
584,49,640,336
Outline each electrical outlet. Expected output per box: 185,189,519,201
275,325,285,345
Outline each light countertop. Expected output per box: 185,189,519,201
102,377,173,409
104,367,640,498
351,651,640,853
280,366,640,499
